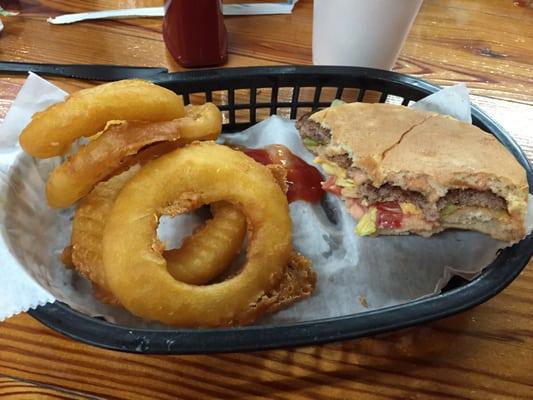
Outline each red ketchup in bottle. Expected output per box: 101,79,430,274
163,0,228,68
243,145,325,204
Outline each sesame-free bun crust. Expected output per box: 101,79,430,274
309,103,431,178
379,114,528,218
440,206,525,242
309,103,528,221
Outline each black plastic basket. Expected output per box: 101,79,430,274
29,66,533,354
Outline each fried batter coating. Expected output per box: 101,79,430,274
102,142,294,327
66,167,247,303
67,165,141,302
165,202,247,285
253,251,317,317
46,120,182,208
20,79,185,158
65,155,315,316
46,103,222,208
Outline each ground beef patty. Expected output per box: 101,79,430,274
297,113,353,167
327,153,352,169
438,189,506,210
296,112,331,144
358,184,507,221
358,183,440,220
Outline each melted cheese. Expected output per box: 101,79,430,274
399,202,421,215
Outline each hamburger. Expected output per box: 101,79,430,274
297,102,528,241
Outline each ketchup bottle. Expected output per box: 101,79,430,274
163,0,228,68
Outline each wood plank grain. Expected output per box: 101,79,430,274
0,0,531,103
0,263,532,400
0,1,532,399
396,1,533,104
0,375,93,399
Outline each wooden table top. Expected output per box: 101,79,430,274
0,1,532,399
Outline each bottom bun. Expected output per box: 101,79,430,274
441,206,525,242
376,206,524,242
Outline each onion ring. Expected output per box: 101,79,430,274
165,202,247,285
45,103,222,208
64,164,315,315
65,165,141,304
102,142,293,327
64,162,296,304
179,103,222,142
65,168,246,303
19,79,185,158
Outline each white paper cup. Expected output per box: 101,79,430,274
312,0,423,69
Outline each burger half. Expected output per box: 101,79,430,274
297,103,528,241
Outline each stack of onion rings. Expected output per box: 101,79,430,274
64,159,314,313
103,142,305,327
20,79,316,327
45,103,222,208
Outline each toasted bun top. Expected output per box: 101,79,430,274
310,103,431,176
309,103,528,218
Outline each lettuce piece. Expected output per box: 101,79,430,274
303,137,321,147
335,177,355,188
440,204,458,216
355,208,377,236
320,161,346,178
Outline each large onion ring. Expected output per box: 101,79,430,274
65,163,246,304
64,162,300,304
45,103,222,208
102,142,293,327
19,79,185,158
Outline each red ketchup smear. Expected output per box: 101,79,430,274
375,201,403,229
243,145,324,203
